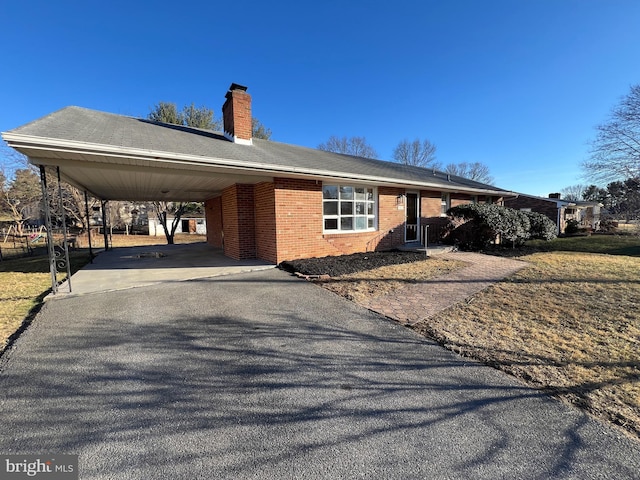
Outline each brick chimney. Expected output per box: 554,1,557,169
548,193,561,199
222,83,252,145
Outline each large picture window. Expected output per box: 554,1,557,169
323,185,376,232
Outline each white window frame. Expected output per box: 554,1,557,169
322,184,377,233
440,192,451,217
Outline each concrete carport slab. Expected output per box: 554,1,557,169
52,242,274,297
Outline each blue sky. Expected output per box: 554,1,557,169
1,0,639,196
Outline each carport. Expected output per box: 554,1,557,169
2,107,276,294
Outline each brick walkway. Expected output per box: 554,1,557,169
358,252,528,326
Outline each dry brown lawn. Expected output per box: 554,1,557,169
319,257,468,302
100,233,207,247
320,250,640,440
0,251,92,351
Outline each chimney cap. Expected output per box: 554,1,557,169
228,82,248,92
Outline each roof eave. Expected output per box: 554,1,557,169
3,132,515,198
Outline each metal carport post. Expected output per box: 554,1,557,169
38,165,72,295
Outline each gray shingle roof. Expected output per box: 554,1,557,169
5,106,513,195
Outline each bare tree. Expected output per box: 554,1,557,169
583,84,640,183
559,184,588,202
392,138,439,169
318,136,378,159
445,162,495,185
49,182,97,233
153,201,188,245
1,168,41,235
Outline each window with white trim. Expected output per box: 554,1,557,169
323,185,376,232
440,192,450,216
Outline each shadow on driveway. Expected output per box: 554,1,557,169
1,269,639,479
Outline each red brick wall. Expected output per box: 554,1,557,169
376,186,407,249
504,196,560,229
420,190,442,218
221,184,256,259
271,180,407,263
271,178,324,262
216,180,505,262
451,192,475,208
420,190,447,243
204,197,223,247
254,182,277,262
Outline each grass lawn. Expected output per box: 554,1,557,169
413,249,640,439
320,233,640,440
0,234,207,353
527,234,640,257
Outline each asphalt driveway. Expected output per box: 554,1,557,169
1,268,639,479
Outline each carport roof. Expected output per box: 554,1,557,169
2,106,516,201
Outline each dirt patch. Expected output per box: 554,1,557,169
279,251,429,277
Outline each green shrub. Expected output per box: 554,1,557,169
444,204,496,250
565,219,580,235
523,211,557,240
446,203,555,250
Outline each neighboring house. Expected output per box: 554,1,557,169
565,200,603,231
2,83,516,264
505,193,602,234
148,215,206,236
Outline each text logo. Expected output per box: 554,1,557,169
1,455,78,479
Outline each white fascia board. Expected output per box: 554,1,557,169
3,132,515,198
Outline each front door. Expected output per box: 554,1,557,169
405,192,419,242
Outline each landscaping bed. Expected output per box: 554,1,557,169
279,250,429,277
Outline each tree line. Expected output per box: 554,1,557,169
561,82,640,222
317,135,495,185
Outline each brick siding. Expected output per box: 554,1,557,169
254,182,277,262
204,197,223,247
221,184,256,259
504,196,561,231
208,180,496,263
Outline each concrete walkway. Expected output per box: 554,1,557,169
359,252,528,325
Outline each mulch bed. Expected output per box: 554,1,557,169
279,250,428,277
